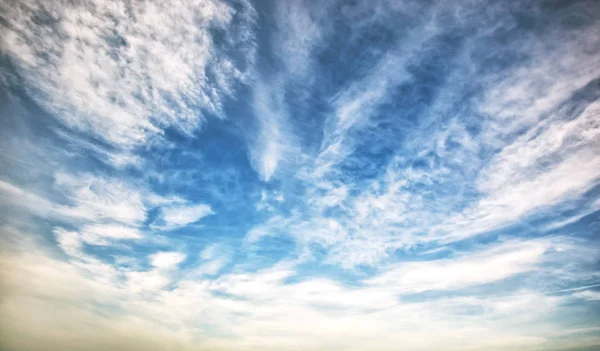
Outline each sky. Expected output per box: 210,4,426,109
0,0,599,350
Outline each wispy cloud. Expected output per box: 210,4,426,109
243,0,600,267
248,77,295,181
2,233,599,351
367,239,552,293
246,0,326,181
153,202,214,231
1,0,600,350
1,0,256,151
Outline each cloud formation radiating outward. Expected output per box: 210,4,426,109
1,0,600,350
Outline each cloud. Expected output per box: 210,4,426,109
368,239,552,293
248,78,290,181
54,227,84,259
0,180,57,218
152,203,214,231
54,172,147,226
2,233,599,351
193,243,230,276
573,290,600,301
1,0,600,350
242,0,600,266
0,0,256,150
150,251,187,270
80,224,143,244
246,0,328,181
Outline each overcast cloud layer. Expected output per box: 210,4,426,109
1,0,600,350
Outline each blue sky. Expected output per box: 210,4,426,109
1,0,600,350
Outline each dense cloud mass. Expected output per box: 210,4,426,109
1,0,600,350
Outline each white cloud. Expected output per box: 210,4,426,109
436,100,600,243
124,252,186,294
368,239,551,293
154,203,214,231
54,172,147,226
0,180,57,217
0,176,150,228
247,0,325,181
255,189,285,211
81,224,142,244
9,172,215,235
2,233,599,351
195,257,229,276
477,26,600,142
150,251,186,270
572,290,600,301
125,270,172,294
0,0,256,150
54,227,84,259
272,1,326,77
54,224,143,262
1,1,600,350
200,243,221,260
245,12,600,266
248,73,307,182
193,244,230,276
